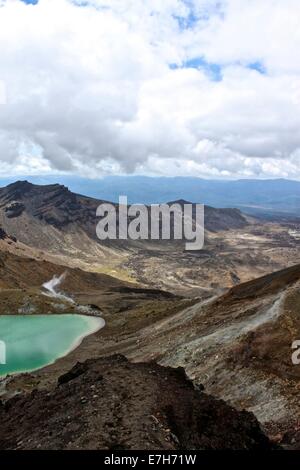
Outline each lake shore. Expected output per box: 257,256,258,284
0,314,105,379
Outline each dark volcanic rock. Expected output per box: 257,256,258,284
58,361,90,385
0,181,249,238
0,180,98,230
167,200,248,232
4,201,25,218
0,226,16,242
0,355,275,450
0,227,8,240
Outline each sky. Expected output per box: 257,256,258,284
0,0,300,179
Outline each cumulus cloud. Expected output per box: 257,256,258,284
0,0,300,178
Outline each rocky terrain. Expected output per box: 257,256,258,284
0,246,187,318
0,181,299,295
0,355,274,450
4,263,298,448
0,180,300,449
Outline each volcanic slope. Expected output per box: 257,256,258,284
0,231,184,317
1,180,298,294
46,263,300,446
7,261,300,447
0,355,274,450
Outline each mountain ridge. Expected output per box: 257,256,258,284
2,175,299,217
0,180,299,295
0,355,275,450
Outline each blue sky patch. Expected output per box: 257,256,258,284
170,57,223,82
21,0,38,4
248,61,266,74
173,11,198,30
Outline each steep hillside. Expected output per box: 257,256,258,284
0,181,299,296
0,246,183,316
17,263,297,447
0,180,99,232
0,355,273,450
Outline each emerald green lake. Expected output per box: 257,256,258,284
0,315,105,376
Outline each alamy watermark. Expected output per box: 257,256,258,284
292,340,300,365
96,196,204,251
0,340,6,365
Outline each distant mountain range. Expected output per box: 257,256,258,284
0,176,299,217
0,180,248,243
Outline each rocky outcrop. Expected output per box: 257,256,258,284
168,200,249,232
0,227,8,240
0,226,16,242
0,355,275,450
4,201,25,218
0,181,91,229
204,206,249,232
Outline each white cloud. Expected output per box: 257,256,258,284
0,0,299,178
